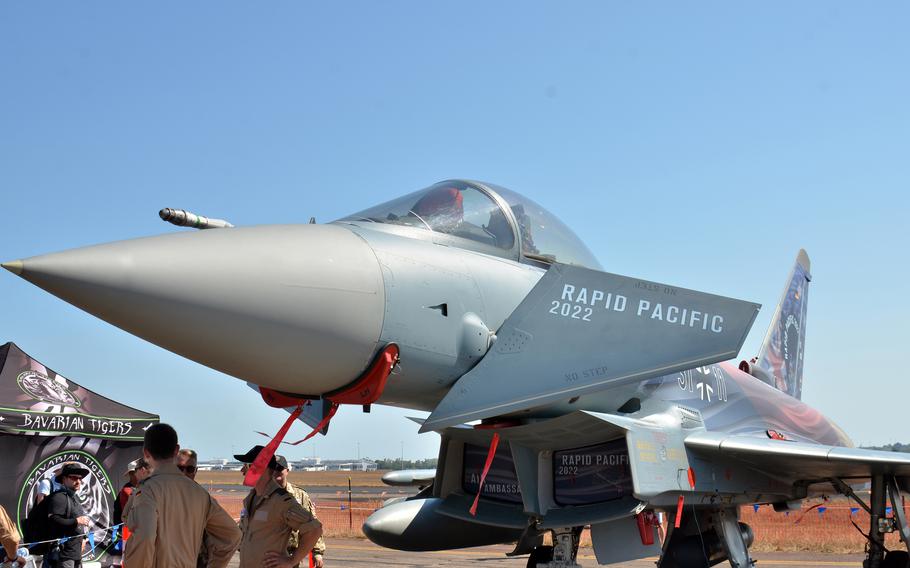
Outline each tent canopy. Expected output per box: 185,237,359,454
0,342,159,441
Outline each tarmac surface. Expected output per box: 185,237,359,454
225,538,868,567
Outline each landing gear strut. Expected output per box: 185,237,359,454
867,474,889,568
833,475,909,568
526,527,582,568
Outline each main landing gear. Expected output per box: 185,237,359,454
832,475,909,568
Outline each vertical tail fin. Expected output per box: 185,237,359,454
755,250,811,399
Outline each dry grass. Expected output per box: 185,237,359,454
743,501,909,553
205,470,390,538
210,483,909,552
197,469,387,487
212,493,383,538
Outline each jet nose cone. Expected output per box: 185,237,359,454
2,260,24,275
6,225,385,394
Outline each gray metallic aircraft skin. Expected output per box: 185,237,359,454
5,180,910,567
3,224,388,395
342,222,545,410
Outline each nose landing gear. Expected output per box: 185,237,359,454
526,527,583,568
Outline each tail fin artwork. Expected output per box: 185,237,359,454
754,250,811,399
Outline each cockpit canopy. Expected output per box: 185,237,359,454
336,180,601,269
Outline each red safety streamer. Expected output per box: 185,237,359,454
282,403,340,446
254,403,342,446
636,512,656,545
674,495,685,528
469,433,500,517
244,405,303,487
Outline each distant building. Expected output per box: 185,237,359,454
198,459,243,471
327,460,377,472
196,456,377,472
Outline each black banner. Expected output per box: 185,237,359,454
0,342,159,563
0,434,144,562
0,408,155,440
462,442,523,504
0,343,159,442
553,438,633,506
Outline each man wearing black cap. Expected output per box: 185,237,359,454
235,446,323,568
44,463,91,568
271,456,326,568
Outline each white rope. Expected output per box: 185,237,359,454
21,523,124,549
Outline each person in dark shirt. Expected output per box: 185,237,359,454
45,463,90,568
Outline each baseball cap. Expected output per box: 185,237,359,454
233,445,283,470
233,445,265,463
125,458,148,478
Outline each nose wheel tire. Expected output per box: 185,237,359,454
526,545,554,568
881,550,909,568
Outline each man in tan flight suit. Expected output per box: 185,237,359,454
272,455,326,568
0,504,26,566
235,446,323,568
125,424,241,568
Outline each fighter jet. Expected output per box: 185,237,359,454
4,180,909,568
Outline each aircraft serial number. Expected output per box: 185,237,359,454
549,301,592,321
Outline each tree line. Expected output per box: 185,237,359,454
862,442,910,453
375,458,438,470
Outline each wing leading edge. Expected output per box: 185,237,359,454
685,432,910,488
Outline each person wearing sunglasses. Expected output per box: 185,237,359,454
271,456,325,568
234,446,323,568
44,463,91,568
175,449,209,568
176,449,198,480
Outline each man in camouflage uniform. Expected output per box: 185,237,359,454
272,456,326,568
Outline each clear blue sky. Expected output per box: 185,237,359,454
1,2,907,460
